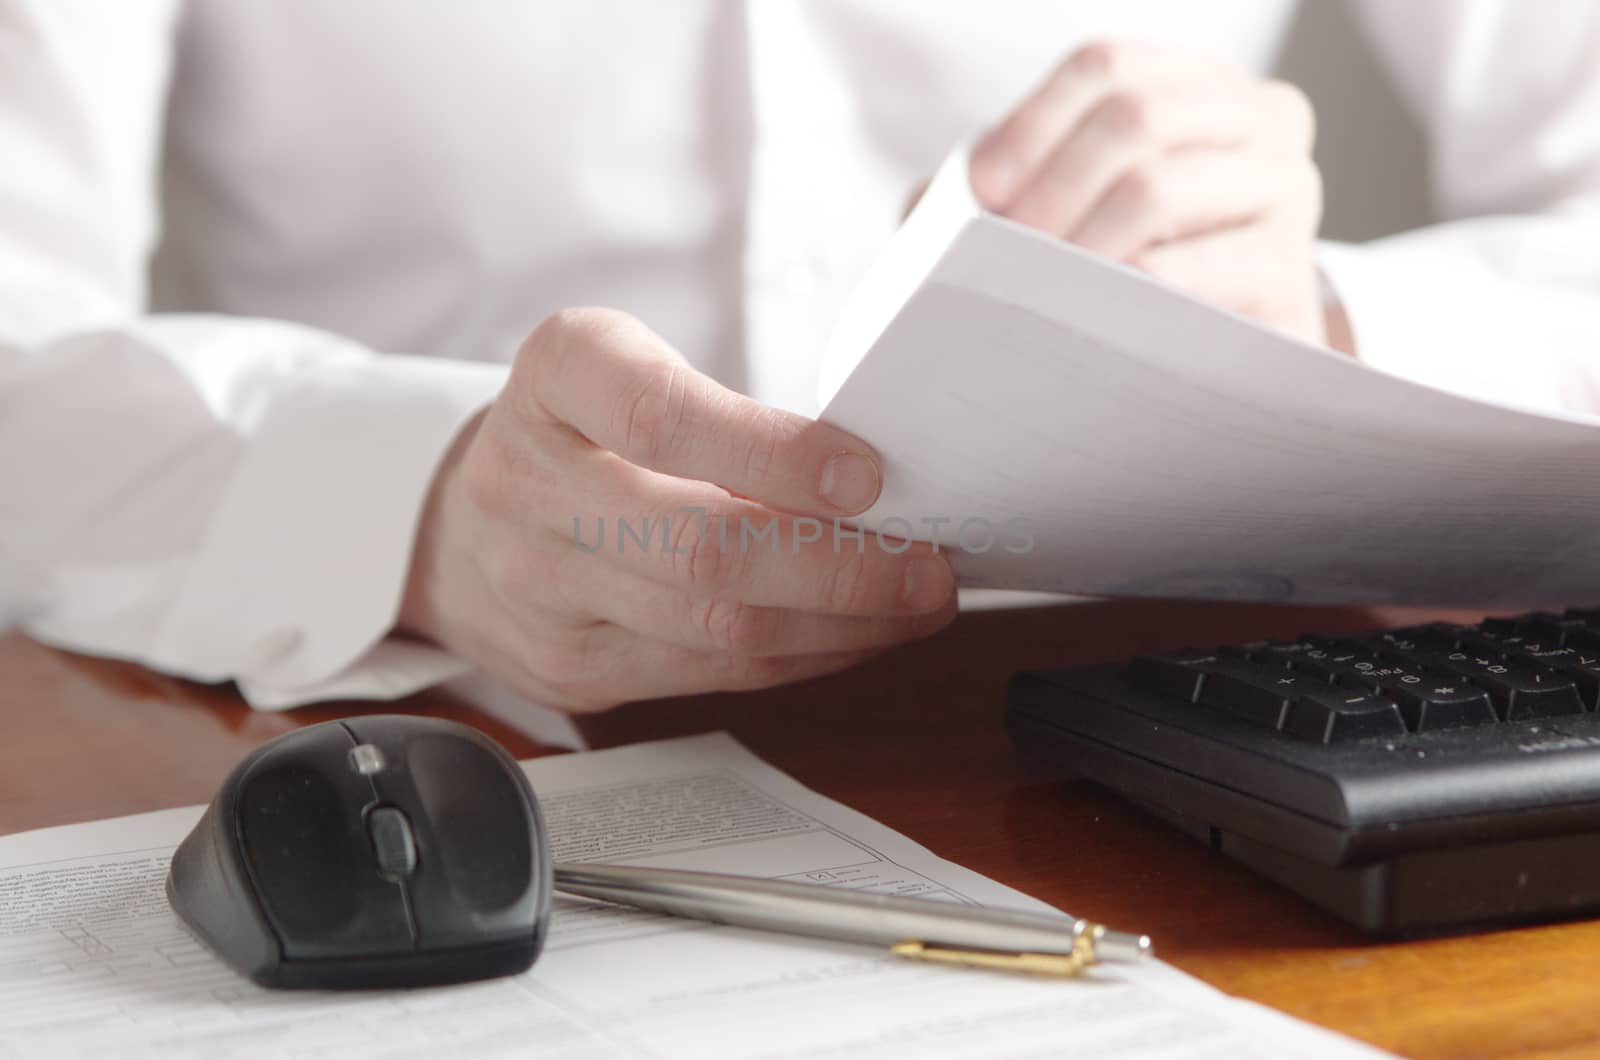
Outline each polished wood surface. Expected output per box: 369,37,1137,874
5,601,1600,1059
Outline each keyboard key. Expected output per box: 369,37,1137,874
1479,614,1535,637
1123,653,1216,702
1340,646,1497,729
1222,640,1316,666
1285,689,1407,744
1299,634,1374,654
1504,646,1600,710
1371,624,1468,653
1116,611,1600,747
1294,653,1412,694
1196,660,1318,730
1559,626,1600,655
1460,629,1562,656
1472,629,1600,709
1411,650,1584,720
1471,618,1587,656
1377,673,1498,731
1523,613,1591,643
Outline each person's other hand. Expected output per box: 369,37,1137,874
399,308,957,712
970,40,1327,346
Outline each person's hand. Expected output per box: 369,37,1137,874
399,308,957,712
970,40,1328,346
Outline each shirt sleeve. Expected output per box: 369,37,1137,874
0,0,502,708
1319,0,1600,415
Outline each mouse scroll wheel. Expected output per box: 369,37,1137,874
367,806,419,878
348,743,386,775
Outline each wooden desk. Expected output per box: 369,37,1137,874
5,601,1599,1059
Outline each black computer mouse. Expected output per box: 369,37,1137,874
166,715,552,989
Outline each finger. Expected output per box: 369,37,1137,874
972,39,1247,208
1259,78,1317,156
493,621,891,712
558,455,957,615
1002,89,1266,238
1131,223,1321,330
553,554,959,656
1068,149,1288,261
514,308,882,516
618,640,888,702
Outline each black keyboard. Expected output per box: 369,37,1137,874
1005,609,1600,936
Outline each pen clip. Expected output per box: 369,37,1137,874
890,925,1100,979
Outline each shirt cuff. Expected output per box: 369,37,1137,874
1316,238,1598,415
239,639,475,710
157,352,507,707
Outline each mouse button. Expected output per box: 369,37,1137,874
235,732,413,960
366,805,418,878
166,801,280,983
402,733,544,946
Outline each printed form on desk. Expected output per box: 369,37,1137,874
0,733,1384,1059
819,145,1600,609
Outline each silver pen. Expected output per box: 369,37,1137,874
553,862,1152,978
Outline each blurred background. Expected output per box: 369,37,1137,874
1281,0,1429,241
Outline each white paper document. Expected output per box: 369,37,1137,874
0,733,1384,1058
819,147,1600,608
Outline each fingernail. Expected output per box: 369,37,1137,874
819,451,881,513
903,556,954,612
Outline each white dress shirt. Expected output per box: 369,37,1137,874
3,1,1600,721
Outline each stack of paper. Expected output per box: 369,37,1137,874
819,148,1600,608
0,733,1384,1058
